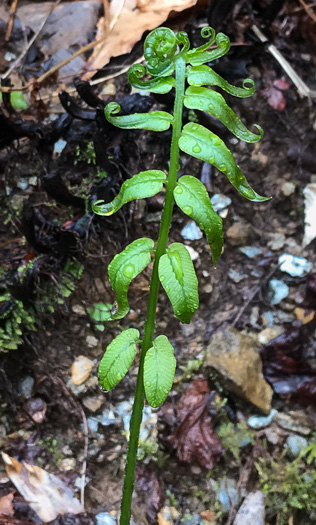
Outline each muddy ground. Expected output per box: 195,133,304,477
0,2,316,525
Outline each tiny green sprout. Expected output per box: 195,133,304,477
92,26,269,525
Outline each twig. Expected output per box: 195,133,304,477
3,0,62,80
78,403,89,507
5,0,19,42
298,0,316,22
252,24,316,99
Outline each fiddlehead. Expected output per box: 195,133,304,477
128,64,175,93
186,31,230,66
144,27,177,77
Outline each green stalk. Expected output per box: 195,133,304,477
119,55,186,525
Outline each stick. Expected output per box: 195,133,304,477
5,0,19,42
252,24,316,99
298,0,316,22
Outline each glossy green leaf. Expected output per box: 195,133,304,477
105,102,173,131
184,86,263,143
186,32,230,66
99,328,140,390
158,243,199,323
144,335,176,407
179,123,270,202
128,64,175,93
187,64,256,97
173,176,223,267
108,238,154,320
92,170,166,216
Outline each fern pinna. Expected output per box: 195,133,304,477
92,26,269,525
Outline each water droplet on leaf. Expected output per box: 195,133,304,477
123,263,135,278
145,381,151,387
192,144,201,153
174,186,183,194
183,205,193,215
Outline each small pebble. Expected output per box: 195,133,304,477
278,254,313,277
53,139,67,155
281,181,295,196
239,246,262,258
268,279,289,305
185,245,199,261
96,512,116,525
210,193,232,212
248,409,278,430
268,233,285,250
257,327,283,345
72,304,85,315
228,269,246,283
181,221,203,240
71,355,93,385
86,335,98,347
286,435,308,457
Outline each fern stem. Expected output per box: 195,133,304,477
120,55,186,525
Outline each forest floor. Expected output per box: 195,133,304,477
0,1,316,525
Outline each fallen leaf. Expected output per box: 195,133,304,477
83,0,198,79
260,327,316,407
1,453,84,523
167,377,223,469
260,79,290,112
0,493,14,516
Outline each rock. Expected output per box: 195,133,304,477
18,376,34,399
185,245,199,261
248,409,278,430
210,193,232,212
181,221,203,240
205,327,273,413
233,491,265,525
286,435,308,457
68,375,98,395
275,411,314,435
226,222,254,247
268,233,285,250
71,356,93,385
268,279,289,305
83,396,103,412
86,335,98,347
72,304,86,315
200,510,215,522
158,507,173,525
239,246,262,258
282,181,295,196
60,458,76,471
96,513,116,525
257,327,283,345
228,269,247,283
278,254,313,277
216,478,238,512
24,398,47,423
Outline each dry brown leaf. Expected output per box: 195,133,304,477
167,378,223,469
83,0,198,79
1,453,83,523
